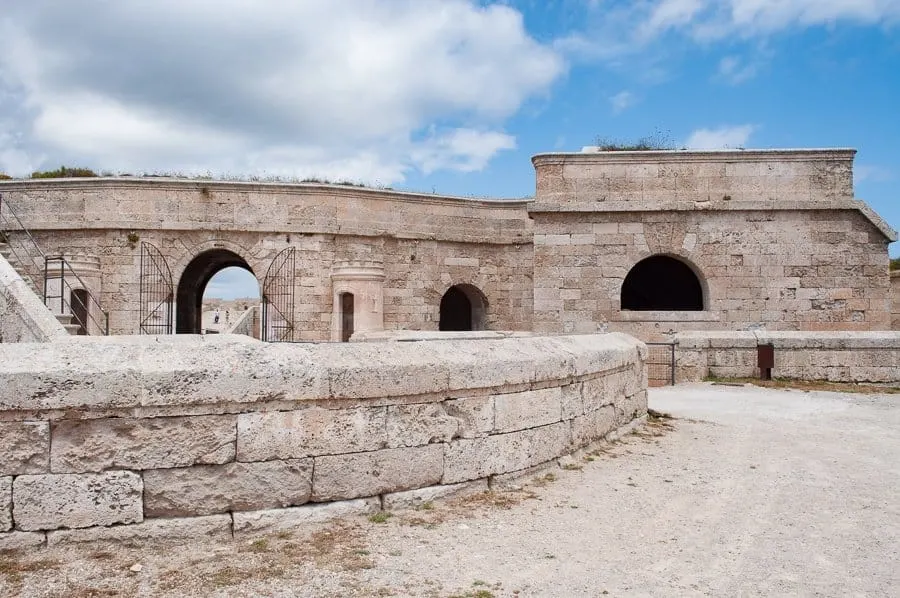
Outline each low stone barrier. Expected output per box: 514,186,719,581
0,254,67,343
0,332,647,548
675,331,900,383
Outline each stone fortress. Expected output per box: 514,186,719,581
0,147,896,341
0,147,898,548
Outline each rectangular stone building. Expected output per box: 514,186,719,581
530,149,896,340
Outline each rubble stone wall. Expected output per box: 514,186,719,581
673,331,900,383
0,333,646,548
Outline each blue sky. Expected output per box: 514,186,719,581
1,0,897,274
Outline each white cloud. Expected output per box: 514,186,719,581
685,125,756,149
856,165,895,183
558,0,900,60
204,267,260,300
609,90,636,114
717,55,759,84
0,1,564,183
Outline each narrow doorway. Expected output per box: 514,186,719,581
340,292,354,342
71,289,88,335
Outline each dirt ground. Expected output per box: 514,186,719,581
2,383,898,597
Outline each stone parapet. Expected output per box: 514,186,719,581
0,254,68,343
0,332,647,545
673,331,900,383
0,178,533,245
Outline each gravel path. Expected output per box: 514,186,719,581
2,383,898,597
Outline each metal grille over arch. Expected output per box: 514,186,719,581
262,247,296,342
139,242,173,334
621,255,705,311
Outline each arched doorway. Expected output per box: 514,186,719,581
176,249,257,333
439,284,487,331
621,255,704,311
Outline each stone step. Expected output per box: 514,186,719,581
55,313,82,335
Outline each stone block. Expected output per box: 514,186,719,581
619,391,648,424
0,477,10,532
444,396,494,438
13,471,143,531
47,514,232,546
382,480,488,511
143,459,312,517
0,531,45,550
232,498,381,537
493,387,563,433
443,422,571,484
571,405,617,447
51,415,236,473
0,422,49,475
312,445,443,502
237,407,386,462
387,403,459,448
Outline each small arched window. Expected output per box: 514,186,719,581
439,284,488,331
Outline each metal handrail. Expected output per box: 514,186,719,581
0,193,48,293
44,256,110,335
0,193,109,335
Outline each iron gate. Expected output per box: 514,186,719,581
261,247,296,342
139,242,173,334
646,342,676,386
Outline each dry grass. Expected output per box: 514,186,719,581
709,377,900,395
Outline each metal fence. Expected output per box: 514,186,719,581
646,342,676,386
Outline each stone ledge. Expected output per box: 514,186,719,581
232,498,381,537
0,530,45,550
46,514,232,546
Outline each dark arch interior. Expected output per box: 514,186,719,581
439,284,487,331
176,249,254,333
621,255,704,311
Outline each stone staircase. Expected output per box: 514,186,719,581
0,241,81,335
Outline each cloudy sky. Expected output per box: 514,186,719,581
1,0,898,282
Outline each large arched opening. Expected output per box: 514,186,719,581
621,255,705,311
176,249,258,333
439,284,488,331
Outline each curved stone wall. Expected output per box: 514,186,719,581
0,333,647,548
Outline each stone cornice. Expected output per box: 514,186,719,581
528,198,897,242
532,148,857,166
0,177,531,210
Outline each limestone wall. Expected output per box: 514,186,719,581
0,333,647,548
892,271,900,330
0,179,533,336
0,254,67,343
673,331,900,383
531,150,896,339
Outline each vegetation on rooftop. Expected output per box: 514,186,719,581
31,166,98,178
890,257,899,271
593,128,677,151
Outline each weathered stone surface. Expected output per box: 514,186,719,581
0,476,10,532
232,498,381,537
237,407,385,462
443,422,571,484
571,405,617,447
143,459,313,517
312,445,443,502
386,403,459,448
0,253,68,343
493,387,562,433
560,382,583,419
382,480,488,511
0,531,45,550
51,415,236,473
13,471,143,531
444,396,494,438
619,391,648,424
489,460,559,491
47,514,232,546
0,421,49,475
582,373,625,413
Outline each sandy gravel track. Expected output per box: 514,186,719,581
1,383,897,597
